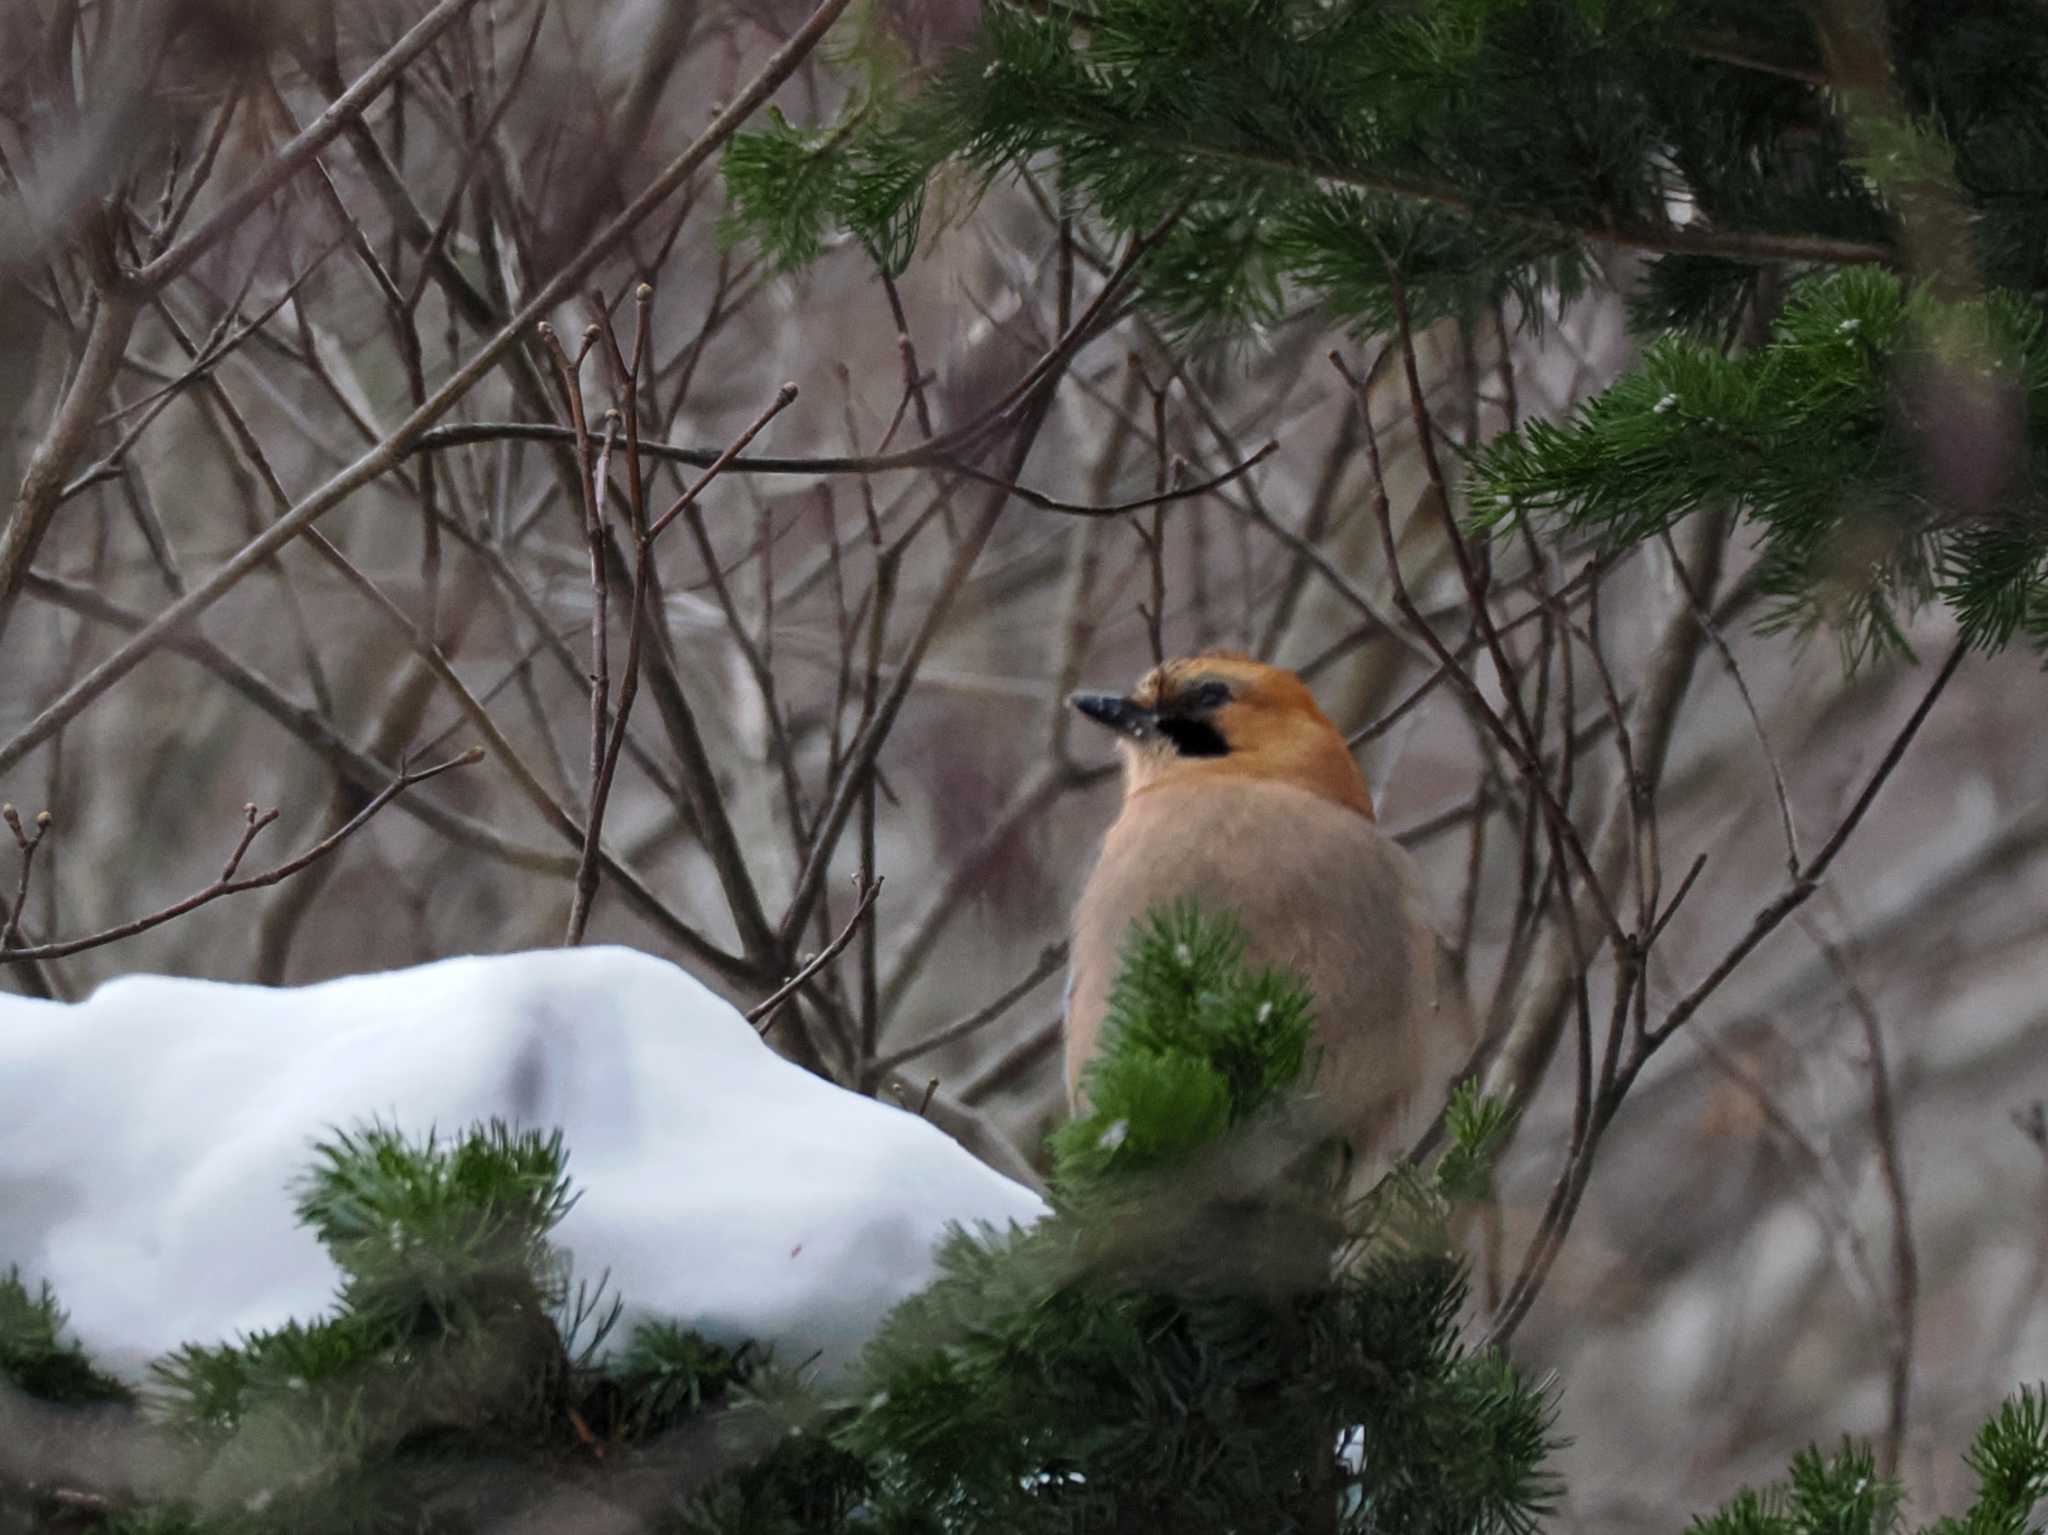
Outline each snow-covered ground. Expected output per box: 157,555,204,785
0,947,1047,1379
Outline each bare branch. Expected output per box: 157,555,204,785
750,877,885,1034
0,0,862,784
872,942,1070,1077
1647,638,1968,1051
0,750,484,964
135,0,490,291
1,803,52,952
647,384,800,541
1805,917,1919,1479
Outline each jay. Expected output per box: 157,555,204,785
1065,652,1461,1168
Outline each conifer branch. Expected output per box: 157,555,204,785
1188,139,1900,270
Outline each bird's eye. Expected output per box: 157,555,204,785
1190,680,1232,710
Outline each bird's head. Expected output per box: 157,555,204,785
1069,652,1375,819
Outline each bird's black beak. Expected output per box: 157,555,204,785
1069,691,1157,740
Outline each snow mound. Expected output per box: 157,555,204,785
0,946,1047,1379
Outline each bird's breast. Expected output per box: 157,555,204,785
1077,780,1416,980
1064,778,1450,1158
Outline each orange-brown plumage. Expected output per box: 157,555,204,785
1109,653,1378,821
1064,653,1462,1166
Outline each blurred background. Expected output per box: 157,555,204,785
2,1,2044,1527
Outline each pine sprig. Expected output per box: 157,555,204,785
847,903,1559,1535
1688,1387,2048,1535
0,1265,132,1406
1435,1081,1520,1206
1051,901,1315,1185
1935,1385,2048,1535
1475,268,2048,664
716,0,1947,342
716,0,2048,660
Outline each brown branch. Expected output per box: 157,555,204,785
871,941,1070,1078
661,399,813,870
0,750,483,963
149,87,242,257
1663,529,1802,875
134,0,489,291
907,1079,1047,1192
404,199,1177,501
1339,346,1622,942
1679,28,1829,86
18,569,575,876
879,759,1104,1015
647,384,800,540
606,382,804,973
1806,918,1919,1479
589,522,790,979
966,437,1280,519
750,877,884,1034
294,516,761,984
960,1016,1063,1105
1171,136,1897,270
774,240,1135,952
407,418,1277,522
0,0,861,785
1646,637,1967,1052
405,418,955,474
1485,637,1968,1348
1,803,52,951
0,267,141,645
537,319,613,946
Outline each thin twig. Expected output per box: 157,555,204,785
960,1017,1064,1105
1485,637,1968,1347
0,0,861,783
1662,529,1802,874
872,942,1070,1076
1,805,52,951
1646,638,1968,1051
0,751,483,963
537,313,622,946
136,0,491,290
1805,917,1919,1479
750,877,885,1034
1337,346,1622,941
648,384,801,540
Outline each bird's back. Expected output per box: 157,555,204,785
1066,777,1459,1167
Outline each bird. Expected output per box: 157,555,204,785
1063,651,1463,1170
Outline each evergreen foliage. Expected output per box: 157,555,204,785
1,1123,825,1535
1687,1387,2048,1535
1047,902,1315,1183
0,1266,131,1407
0,910,1555,1534
2,915,2040,1533
720,0,2048,660
822,901,1558,1534
1472,269,2048,663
